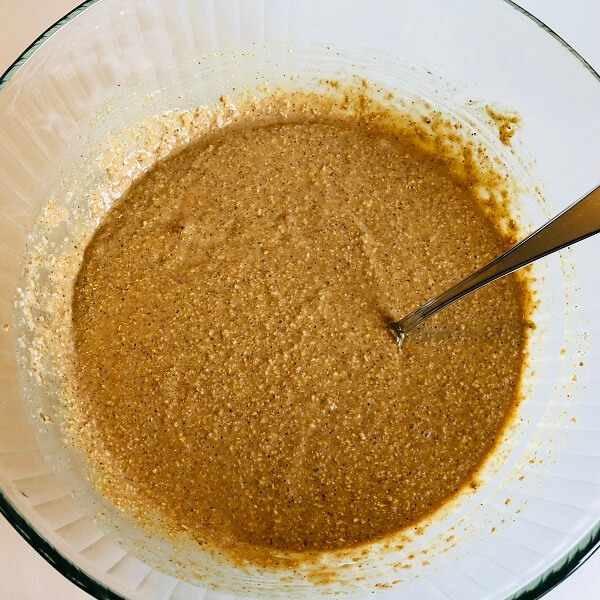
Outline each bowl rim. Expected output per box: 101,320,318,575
0,1,598,598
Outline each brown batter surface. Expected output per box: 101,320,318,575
71,115,526,556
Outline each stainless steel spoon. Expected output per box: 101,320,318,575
389,183,600,347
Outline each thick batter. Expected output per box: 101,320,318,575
71,115,526,556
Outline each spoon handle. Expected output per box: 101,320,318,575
390,183,600,341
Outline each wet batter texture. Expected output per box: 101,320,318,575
71,113,526,556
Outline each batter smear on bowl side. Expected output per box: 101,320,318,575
69,96,527,559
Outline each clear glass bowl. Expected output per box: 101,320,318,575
1,1,599,599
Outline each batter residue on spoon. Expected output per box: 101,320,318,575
70,100,527,559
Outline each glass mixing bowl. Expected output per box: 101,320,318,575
0,1,599,598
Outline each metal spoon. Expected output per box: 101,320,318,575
389,183,600,347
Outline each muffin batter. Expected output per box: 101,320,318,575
71,115,526,555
